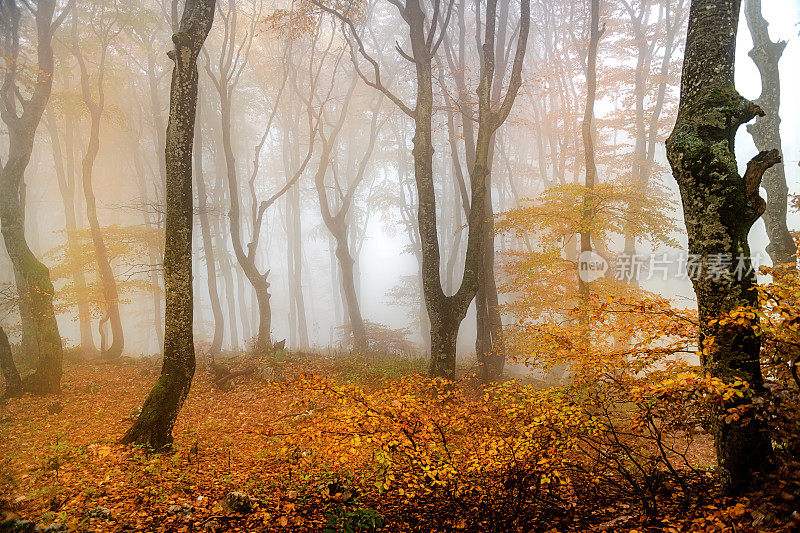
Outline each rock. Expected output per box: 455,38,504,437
203,520,220,531
87,507,112,520
222,491,256,514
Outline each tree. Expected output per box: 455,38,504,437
121,0,215,449
0,0,71,394
44,107,96,354
193,99,225,358
665,0,775,492
70,0,126,358
315,0,530,379
578,0,602,350
744,0,793,266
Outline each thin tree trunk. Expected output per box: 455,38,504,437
289,185,309,349
665,0,774,493
217,232,240,351
578,0,601,354
194,105,224,358
74,41,124,359
121,0,215,449
744,0,793,265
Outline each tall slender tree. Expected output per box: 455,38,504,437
70,4,125,358
121,0,215,449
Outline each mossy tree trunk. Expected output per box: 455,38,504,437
0,0,65,395
121,0,215,450
665,0,775,493
744,0,793,266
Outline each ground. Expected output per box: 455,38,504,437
0,356,798,532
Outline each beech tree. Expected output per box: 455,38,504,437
121,0,215,449
70,2,126,358
0,0,71,394
316,0,530,379
665,0,775,492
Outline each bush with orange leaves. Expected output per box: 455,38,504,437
276,369,744,529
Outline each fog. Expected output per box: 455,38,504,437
1,0,798,360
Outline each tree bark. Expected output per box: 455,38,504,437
0,326,23,398
665,0,774,493
121,0,215,450
194,104,224,358
744,0,793,266
0,0,64,394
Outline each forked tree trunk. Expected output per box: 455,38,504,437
744,0,793,266
121,0,215,450
0,0,64,394
665,0,774,493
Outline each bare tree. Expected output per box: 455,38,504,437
70,2,125,358
315,0,530,378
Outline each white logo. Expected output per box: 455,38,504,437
578,251,608,283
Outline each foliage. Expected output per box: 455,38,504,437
43,225,161,319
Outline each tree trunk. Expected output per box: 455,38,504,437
236,266,253,346
578,0,601,355
217,232,240,351
46,113,96,354
665,0,774,493
121,0,215,450
0,0,63,394
194,105,224,358
744,0,793,266
0,326,23,398
131,137,165,353
74,45,124,359
215,65,272,353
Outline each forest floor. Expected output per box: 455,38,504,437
0,354,798,533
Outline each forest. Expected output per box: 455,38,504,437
1,0,799,531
